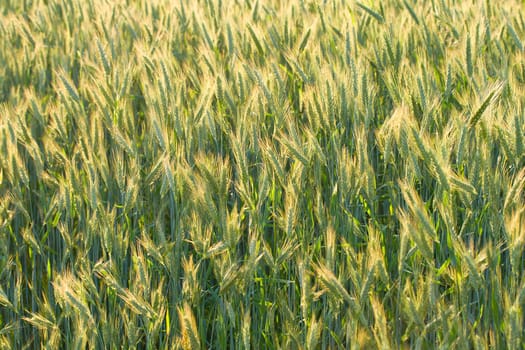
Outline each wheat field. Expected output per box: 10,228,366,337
1,0,525,348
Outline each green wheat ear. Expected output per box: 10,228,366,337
468,81,505,128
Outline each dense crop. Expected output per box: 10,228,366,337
1,0,525,348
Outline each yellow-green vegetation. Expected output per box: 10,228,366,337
1,0,525,348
